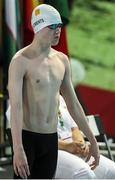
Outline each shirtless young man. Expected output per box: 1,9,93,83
8,4,100,179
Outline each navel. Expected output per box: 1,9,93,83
36,79,40,83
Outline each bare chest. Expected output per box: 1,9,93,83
25,58,65,88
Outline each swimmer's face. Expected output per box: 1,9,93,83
50,26,62,46
47,24,62,46
37,24,62,46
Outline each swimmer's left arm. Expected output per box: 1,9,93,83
60,54,100,169
60,54,95,143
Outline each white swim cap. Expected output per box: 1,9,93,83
31,4,62,33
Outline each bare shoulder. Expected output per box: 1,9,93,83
8,52,28,79
56,52,70,69
51,48,69,64
9,48,28,71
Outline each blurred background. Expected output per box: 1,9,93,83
0,0,115,178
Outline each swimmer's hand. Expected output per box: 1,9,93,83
85,140,100,170
13,147,30,178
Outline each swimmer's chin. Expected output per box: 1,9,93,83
52,38,59,46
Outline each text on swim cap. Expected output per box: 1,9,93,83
33,19,44,28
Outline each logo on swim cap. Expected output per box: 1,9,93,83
35,9,41,16
31,4,62,33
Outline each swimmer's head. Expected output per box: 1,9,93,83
31,4,62,34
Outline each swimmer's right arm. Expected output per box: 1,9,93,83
8,57,24,154
8,56,30,178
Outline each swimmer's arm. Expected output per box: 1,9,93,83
60,56,100,169
8,57,26,151
60,54,96,144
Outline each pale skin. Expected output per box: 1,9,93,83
8,25,100,178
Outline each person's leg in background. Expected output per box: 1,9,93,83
93,155,115,179
55,150,96,179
